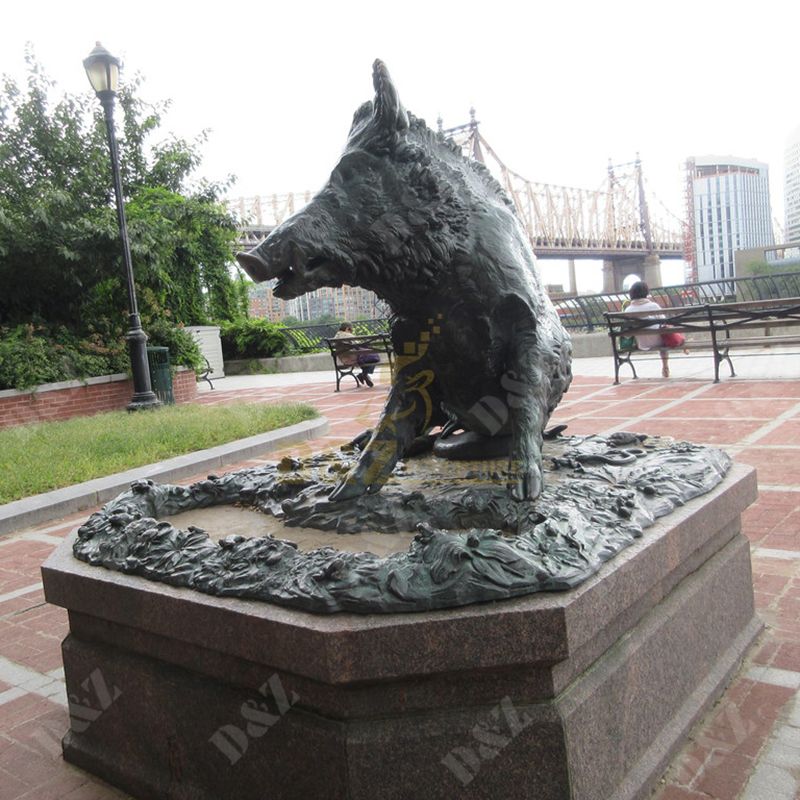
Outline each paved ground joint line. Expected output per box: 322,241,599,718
0,582,43,605
736,397,800,447
0,530,71,548
598,382,719,436
0,655,66,708
745,665,800,689
740,691,800,800
752,548,800,561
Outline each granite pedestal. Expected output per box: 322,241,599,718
42,463,761,800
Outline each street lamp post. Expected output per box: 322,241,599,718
84,42,159,411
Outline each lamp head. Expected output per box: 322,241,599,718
83,42,120,96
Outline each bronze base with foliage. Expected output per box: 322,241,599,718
73,433,730,613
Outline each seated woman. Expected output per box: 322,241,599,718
625,281,671,377
333,322,379,387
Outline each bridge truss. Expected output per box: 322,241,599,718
231,116,686,260
445,114,684,259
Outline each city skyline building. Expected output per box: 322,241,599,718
248,281,386,323
248,281,288,322
686,156,774,283
785,125,800,243
233,195,388,323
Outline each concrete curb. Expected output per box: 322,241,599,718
0,417,329,537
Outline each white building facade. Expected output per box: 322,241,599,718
688,156,774,283
785,126,800,243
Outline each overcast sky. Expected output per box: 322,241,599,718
2,0,796,291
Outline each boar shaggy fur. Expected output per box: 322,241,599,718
238,60,572,501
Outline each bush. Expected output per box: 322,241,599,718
0,321,203,391
0,328,65,390
0,55,246,334
219,319,288,360
146,319,204,373
242,359,277,375
0,325,122,391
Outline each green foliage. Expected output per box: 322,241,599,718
220,318,288,359
282,329,327,352
262,317,389,354
742,264,800,299
0,318,206,391
243,359,278,375
352,319,389,335
0,326,69,390
306,313,340,325
282,313,351,327
0,324,129,391
747,261,800,277
0,50,246,347
746,260,772,275
0,401,319,503
145,319,204,373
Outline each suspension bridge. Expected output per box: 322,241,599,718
231,112,686,292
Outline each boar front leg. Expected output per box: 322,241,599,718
504,359,546,500
330,362,441,501
496,301,551,502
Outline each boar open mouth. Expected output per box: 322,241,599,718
236,250,344,300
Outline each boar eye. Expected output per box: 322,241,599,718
335,152,373,185
337,165,355,183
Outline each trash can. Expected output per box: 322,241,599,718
146,347,174,405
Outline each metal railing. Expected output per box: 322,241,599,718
555,271,800,331
280,318,391,353
276,274,800,346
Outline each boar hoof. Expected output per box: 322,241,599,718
329,479,368,502
509,463,543,502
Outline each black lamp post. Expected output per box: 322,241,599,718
84,42,158,411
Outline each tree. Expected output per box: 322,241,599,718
0,51,246,336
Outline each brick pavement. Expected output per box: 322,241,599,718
1,372,799,798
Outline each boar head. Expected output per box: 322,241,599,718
236,60,477,310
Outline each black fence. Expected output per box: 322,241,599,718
555,271,800,331
277,273,800,346
280,318,391,353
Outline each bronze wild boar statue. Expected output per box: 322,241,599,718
237,60,572,501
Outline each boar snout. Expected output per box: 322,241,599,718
236,251,273,282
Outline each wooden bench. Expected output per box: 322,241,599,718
604,297,800,384
323,334,395,391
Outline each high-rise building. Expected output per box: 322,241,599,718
236,193,388,323
686,156,774,283
785,126,800,243
284,284,386,322
248,281,289,322
248,281,386,323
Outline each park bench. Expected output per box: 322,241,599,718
604,297,800,384
197,356,215,390
323,333,395,391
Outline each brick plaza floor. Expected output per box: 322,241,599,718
1,368,799,799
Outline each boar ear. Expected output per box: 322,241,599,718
348,100,374,138
372,59,409,133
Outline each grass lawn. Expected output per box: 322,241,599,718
0,402,318,504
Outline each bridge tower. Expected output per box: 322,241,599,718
601,155,663,292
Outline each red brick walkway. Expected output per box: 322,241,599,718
1,374,799,798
